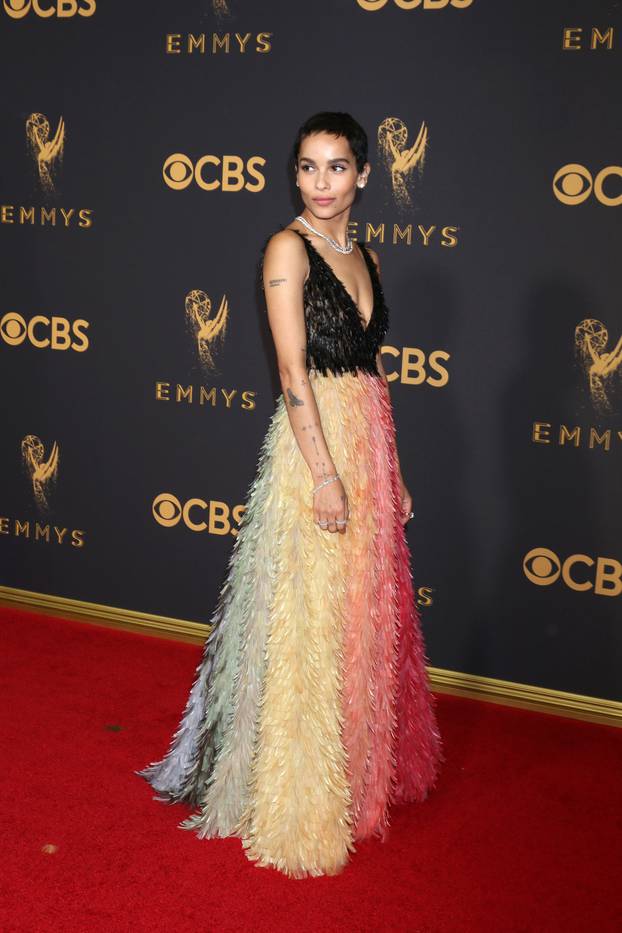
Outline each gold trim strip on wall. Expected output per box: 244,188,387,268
1,585,620,727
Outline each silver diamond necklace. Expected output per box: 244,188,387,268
295,214,353,254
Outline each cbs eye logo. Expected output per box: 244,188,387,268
356,0,473,9
163,153,266,193
553,164,622,207
523,547,621,597
153,492,245,536
0,312,89,351
2,0,95,17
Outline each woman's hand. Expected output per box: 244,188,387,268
398,475,414,526
313,477,349,535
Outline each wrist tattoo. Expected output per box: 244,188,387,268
286,388,304,407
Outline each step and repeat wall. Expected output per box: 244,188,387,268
1,0,620,702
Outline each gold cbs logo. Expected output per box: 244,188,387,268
382,346,450,386
553,164,622,207
153,493,245,536
3,0,95,17
163,154,266,192
523,547,621,597
1,313,89,350
357,0,472,9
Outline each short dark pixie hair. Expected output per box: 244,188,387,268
293,112,368,173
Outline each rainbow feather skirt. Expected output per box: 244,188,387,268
137,369,444,879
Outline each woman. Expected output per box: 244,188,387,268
136,111,443,879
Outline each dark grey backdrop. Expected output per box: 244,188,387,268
1,0,620,702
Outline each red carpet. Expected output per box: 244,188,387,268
1,607,620,933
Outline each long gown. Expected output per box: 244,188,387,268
136,228,444,879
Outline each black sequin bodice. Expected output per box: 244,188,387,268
261,227,390,378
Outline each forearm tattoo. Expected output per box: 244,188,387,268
285,380,334,484
269,278,287,287
311,431,330,479
286,387,304,407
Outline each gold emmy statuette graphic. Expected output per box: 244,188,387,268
212,0,229,15
185,289,229,371
21,434,59,511
26,112,65,194
377,116,428,210
575,319,622,415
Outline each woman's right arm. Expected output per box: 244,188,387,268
262,230,349,533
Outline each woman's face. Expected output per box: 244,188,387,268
296,131,369,219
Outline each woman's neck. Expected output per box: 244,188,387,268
298,207,351,248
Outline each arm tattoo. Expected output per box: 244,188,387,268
286,388,304,407
311,434,328,477
269,278,287,287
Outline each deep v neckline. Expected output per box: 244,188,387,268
295,230,377,333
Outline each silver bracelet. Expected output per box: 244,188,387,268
312,473,339,495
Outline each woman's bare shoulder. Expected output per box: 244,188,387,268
263,227,307,266
363,243,381,273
